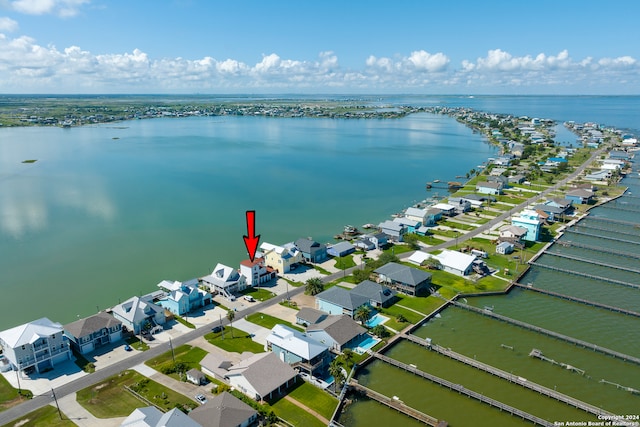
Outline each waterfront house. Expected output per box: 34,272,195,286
476,181,504,195
353,236,376,251
432,203,457,217
367,232,389,249
265,324,330,376
511,210,543,241
224,352,298,401
404,206,428,225
393,217,420,233
110,296,166,335
239,257,276,286
156,279,211,316
351,280,396,309
433,249,477,276
565,189,595,204
201,263,247,299
447,197,472,214
306,315,367,352
259,242,301,273
315,286,369,318
373,262,432,296
509,174,526,185
122,407,201,427
0,317,71,374
496,241,515,255
533,199,572,222
498,225,528,244
294,238,328,263
64,312,123,355
585,170,611,181
378,220,406,242
189,392,258,427
327,241,356,258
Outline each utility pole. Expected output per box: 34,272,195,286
219,314,224,340
169,337,175,363
51,388,62,420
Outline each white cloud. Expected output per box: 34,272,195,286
0,16,18,31
0,34,637,93
7,0,89,17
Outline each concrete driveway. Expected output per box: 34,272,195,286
232,319,270,346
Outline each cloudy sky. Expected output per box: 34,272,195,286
0,0,638,94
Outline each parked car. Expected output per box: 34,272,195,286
195,394,207,405
124,344,132,351
211,325,223,333
244,295,255,302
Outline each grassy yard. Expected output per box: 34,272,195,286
1,405,75,427
334,254,356,270
245,312,304,332
380,304,423,326
0,374,32,412
413,233,446,246
145,344,207,380
271,396,326,427
240,287,277,302
286,382,338,421
382,244,413,256
439,220,475,231
125,335,149,351
77,370,197,417
204,327,265,354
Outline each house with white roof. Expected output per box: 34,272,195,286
121,406,201,427
265,324,330,376
378,219,406,242
201,263,247,298
432,203,457,216
110,296,166,335
0,317,71,374
434,250,477,276
156,279,211,316
259,242,301,273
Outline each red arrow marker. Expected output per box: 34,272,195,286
243,210,261,262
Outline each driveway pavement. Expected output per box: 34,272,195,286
56,392,125,427
232,319,271,345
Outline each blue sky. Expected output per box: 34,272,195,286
0,0,638,94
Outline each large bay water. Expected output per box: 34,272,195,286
0,112,496,328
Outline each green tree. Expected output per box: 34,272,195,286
395,313,407,323
328,359,346,393
304,277,324,296
227,309,235,338
342,348,354,369
352,269,370,283
372,324,390,338
402,234,421,250
354,305,371,325
421,257,442,270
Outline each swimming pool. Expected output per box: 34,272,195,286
365,313,389,328
355,335,380,354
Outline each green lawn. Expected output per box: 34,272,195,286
383,244,413,256
240,287,277,302
245,312,304,332
413,234,446,246
125,336,149,351
77,370,197,417
145,344,208,379
380,304,423,325
1,405,75,427
271,397,326,427
392,293,449,315
0,374,32,412
286,382,338,421
439,220,475,231
204,327,265,353
334,254,356,270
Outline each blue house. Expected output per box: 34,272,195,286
294,238,328,263
327,241,356,257
511,210,543,241
156,280,211,316
393,217,420,234
315,286,369,318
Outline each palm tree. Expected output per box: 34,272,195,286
227,309,235,338
354,305,371,326
342,349,354,370
304,277,324,296
328,359,346,393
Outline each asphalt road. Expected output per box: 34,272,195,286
0,146,606,425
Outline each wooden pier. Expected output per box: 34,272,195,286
575,223,640,238
564,229,640,246
529,261,640,290
528,349,586,375
583,216,640,227
448,300,640,365
512,283,640,318
597,204,640,213
543,251,640,275
402,335,613,418
369,351,554,426
561,240,640,260
349,380,445,426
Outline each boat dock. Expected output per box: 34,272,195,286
582,216,640,228
368,351,554,427
543,251,640,274
512,283,640,317
529,261,640,290
560,240,640,260
574,223,640,238
448,300,640,365
403,334,613,418
564,229,640,246
348,379,445,426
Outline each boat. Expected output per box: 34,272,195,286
362,223,376,229
344,225,358,234
433,179,441,183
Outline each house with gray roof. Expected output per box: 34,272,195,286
189,392,257,427
64,311,123,354
373,262,432,296
225,352,298,401
122,406,201,427
476,181,504,195
315,286,369,318
296,307,328,326
200,352,234,381
351,280,396,308
327,241,356,257
306,315,367,352
378,219,406,242
294,238,328,263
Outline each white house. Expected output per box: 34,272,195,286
111,296,165,335
434,250,477,276
121,407,201,427
239,257,276,286
0,318,71,374
201,263,247,298
432,203,456,217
